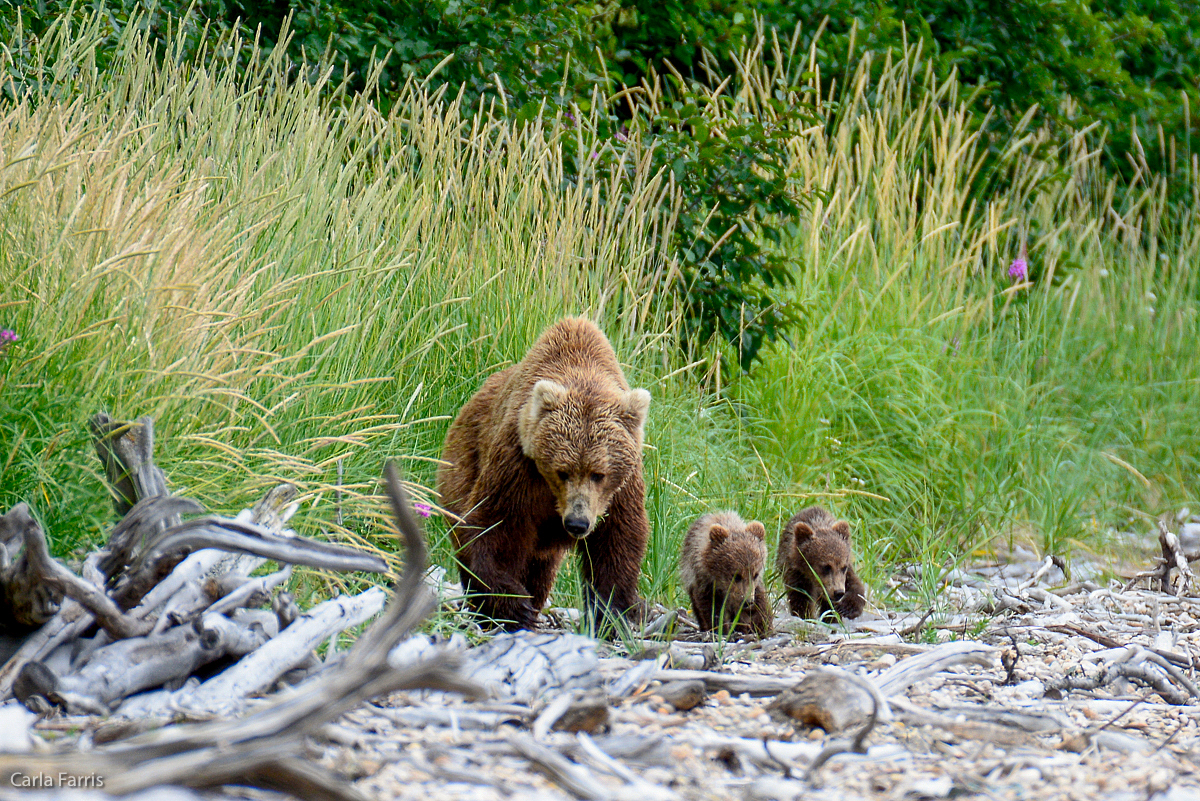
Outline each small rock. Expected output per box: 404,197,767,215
767,671,873,734
656,680,707,711
867,653,898,670
552,694,610,734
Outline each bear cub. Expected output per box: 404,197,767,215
680,511,772,636
776,506,866,620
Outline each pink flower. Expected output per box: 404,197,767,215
413,502,433,518
1008,258,1028,281
0,329,17,344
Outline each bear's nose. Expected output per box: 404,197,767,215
564,515,590,537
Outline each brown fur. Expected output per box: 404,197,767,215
437,317,651,630
680,511,771,636
776,506,866,620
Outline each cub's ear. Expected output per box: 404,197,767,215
707,524,729,545
519,380,568,455
747,521,767,541
622,388,651,436
833,521,851,541
792,522,815,544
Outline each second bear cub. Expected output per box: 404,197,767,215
680,511,771,636
777,506,866,620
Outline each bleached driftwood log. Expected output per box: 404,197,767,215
173,586,388,714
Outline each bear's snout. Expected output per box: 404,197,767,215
564,514,591,537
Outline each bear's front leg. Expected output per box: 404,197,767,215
835,566,867,619
577,485,648,630
784,585,819,620
744,583,773,637
459,568,540,630
455,517,542,630
688,585,717,632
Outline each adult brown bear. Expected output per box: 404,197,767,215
437,317,651,630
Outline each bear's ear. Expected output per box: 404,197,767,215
792,522,815,543
833,521,851,541
708,524,729,545
622,388,651,436
519,379,568,454
747,521,767,541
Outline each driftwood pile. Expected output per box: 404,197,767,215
0,414,394,717
0,415,472,799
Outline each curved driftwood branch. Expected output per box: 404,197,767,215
0,506,64,632
112,517,388,608
100,495,207,582
90,414,173,520
348,460,431,666
4,504,153,639
179,587,389,712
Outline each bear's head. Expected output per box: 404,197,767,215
518,378,650,539
793,519,853,604
705,520,766,608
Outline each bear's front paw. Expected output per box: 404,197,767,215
835,592,866,619
494,599,541,631
624,596,648,626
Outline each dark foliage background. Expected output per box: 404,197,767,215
5,0,1196,367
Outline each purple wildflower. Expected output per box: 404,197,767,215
615,125,628,142
1008,258,1028,281
0,329,17,349
590,150,600,161
413,502,433,518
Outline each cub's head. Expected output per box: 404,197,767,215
518,378,650,539
793,519,853,603
705,519,767,607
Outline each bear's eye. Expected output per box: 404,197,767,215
821,565,833,574
591,473,605,484
556,470,569,482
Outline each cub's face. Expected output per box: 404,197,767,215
519,379,650,539
722,563,762,607
796,527,853,602
707,520,767,606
